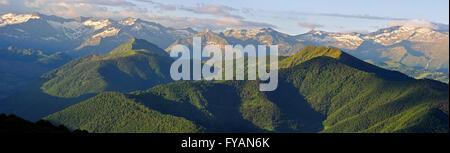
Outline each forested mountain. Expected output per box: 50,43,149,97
0,38,174,121
1,12,448,132
44,46,449,133
41,38,173,98
0,47,71,99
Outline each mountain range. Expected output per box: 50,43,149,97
167,26,449,80
42,44,448,133
298,27,449,73
0,12,195,57
0,12,448,133
2,12,448,74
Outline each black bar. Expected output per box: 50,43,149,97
1,133,448,152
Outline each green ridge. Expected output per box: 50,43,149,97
40,38,173,98
45,46,448,133
0,39,174,121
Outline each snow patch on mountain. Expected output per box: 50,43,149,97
92,27,120,38
83,19,112,30
0,13,40,27
297,30,364,50
365,25,448,45
47,20,93,40
222,29,271,40
119,18,137,26
389,19,449,32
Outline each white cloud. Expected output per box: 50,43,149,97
147,16,275,31
0,0,9,5
22,0,148,19
25,0,134,7
135,0,176,11
2,0,275,31
179,3,243,19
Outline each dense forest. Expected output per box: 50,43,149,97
43,46,449,133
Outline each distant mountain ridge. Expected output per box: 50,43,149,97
296,25,449,73
167,24,449,81
166,28,307,56
0,12,195,57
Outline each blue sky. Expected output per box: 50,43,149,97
0,0,448,34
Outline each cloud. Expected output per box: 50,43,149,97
135,0,176,11
298,22,323,29
25,0,135,7
0,0,9,5
22,0,148,19
315,13,407,21
271,10,408,21
388,19,449,31
73,0,135,7
7,0,274,31
4,0,276,31
127,1,273,30
135,1,243,19
241,8,253,15
147,16,275,31
136,1,245,19
179,3,243,19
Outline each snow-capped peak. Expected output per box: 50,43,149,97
299,31,364,50
0,13,40,27
119,18,137,26
307,30,328,35
92,27,120,38
365,21,448,45
223,29,263,38
82,19,112,30
388,19,448,31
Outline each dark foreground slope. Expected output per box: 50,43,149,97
45,46,449,133
0,38,174,121
0,113,72,133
